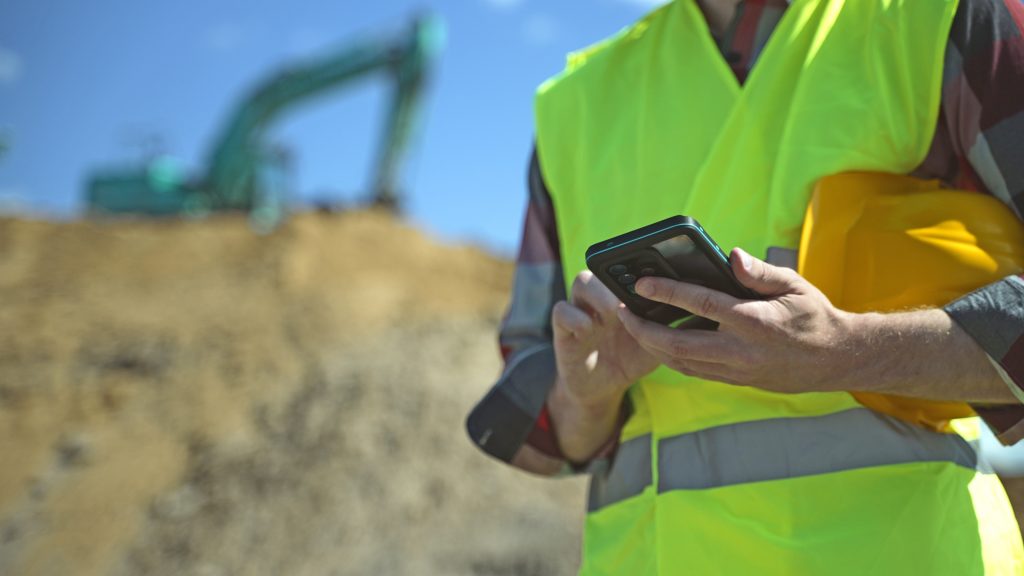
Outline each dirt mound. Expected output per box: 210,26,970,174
0,211,586,576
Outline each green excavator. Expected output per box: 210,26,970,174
86,16,443,230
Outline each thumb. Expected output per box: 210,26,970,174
730,247,798,296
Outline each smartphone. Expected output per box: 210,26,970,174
585,215,759,328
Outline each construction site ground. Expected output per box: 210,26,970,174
0,211,1021,575
0,211,585,576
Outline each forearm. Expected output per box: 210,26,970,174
547,376,625,463
838,308,1017,404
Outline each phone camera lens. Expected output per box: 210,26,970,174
627,283,637,295
639,267,656,276
609,264,628,275
617,273,636,284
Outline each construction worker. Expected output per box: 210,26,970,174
467,0,1024,573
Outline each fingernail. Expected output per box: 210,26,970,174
737,248,753,271
635,279,652,296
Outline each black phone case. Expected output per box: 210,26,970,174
585,215,758,327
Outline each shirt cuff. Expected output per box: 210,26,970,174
945,275,1024,392
466,344,557,463
946,275,1024,444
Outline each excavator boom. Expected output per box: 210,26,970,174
85,15,443,227
205,16,443,210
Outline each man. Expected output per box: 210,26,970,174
468,0,1024,573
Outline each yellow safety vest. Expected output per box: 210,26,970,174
534,0,1024,574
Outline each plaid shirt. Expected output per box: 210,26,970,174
473,0,1024,474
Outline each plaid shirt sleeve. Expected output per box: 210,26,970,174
907,0,1024,444
465,149,621,476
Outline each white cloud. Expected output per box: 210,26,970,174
523,14,557,46
0,48,23,85
482,0,524,10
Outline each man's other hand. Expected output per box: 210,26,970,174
548,270,659,461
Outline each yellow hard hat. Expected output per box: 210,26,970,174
799,171,1024,432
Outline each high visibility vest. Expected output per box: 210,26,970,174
533,0,1024,574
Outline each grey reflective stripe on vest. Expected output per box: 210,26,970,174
588,435,651,512
658,407,976,492
588,408,976,512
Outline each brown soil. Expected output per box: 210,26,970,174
0,211,586,576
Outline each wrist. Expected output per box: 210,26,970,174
550,374,624,421
822,309,880,393
548,375,625,462
832,308,955,396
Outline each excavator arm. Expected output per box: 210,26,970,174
85,15,441,227
203,15,444,212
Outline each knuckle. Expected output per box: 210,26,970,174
669,337,689,359
551,303,574,331
733,303,763,327
648,279,675,303
696,291,718,318
651,278,666,298
778,268,799,287
663,281,683,303
551,300,568,318
638,277,658,299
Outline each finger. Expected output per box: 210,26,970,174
643,348,743,385
633,276,742,326
730,247,800,297
552,300,594,340
570,270,623,323
617,307,733,364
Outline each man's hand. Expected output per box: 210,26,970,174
617,248,1017,403
616,248,851,393
548,270,659,461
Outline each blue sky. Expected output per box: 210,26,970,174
0,0,665,256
